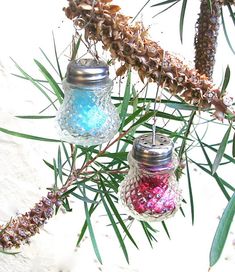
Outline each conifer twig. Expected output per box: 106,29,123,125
0,116,135,250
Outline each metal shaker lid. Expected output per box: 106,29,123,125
132,134,174,166
66,58,109,84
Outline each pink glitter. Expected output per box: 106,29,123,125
129,174,177,215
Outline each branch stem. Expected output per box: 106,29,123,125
61,127,132,192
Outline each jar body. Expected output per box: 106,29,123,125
119,152,181,222
56,78,120,146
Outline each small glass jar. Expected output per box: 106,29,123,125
56,59,120,146
119,134,181,222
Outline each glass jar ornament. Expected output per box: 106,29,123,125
56,59,120,146
119,133,182,222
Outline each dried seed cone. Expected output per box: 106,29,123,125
223,0,235,4
0,192,61,250
63,0,235,120
194,0,222,80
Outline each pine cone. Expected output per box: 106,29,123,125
63,0,235,121
195,0,222,80
223,0,235,4
0,192,62,250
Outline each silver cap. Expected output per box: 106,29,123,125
66,58,109,84
132,134,174,166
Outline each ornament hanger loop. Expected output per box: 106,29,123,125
73,0,97,32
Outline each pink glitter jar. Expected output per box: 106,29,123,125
118,134,181,222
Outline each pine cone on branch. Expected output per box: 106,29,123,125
195,0,235,79
223,0,235,4
0,192,62,250
63,0,235,121
194,0,222,80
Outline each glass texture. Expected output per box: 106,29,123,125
56,79,120,146
119,152,182,222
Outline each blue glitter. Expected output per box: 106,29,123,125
60,89,107,134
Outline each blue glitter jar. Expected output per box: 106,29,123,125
56,59,120,146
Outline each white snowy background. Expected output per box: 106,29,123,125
0,0,234,271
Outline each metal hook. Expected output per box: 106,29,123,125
152,50,166,146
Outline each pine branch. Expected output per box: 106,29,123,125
63,0,235,121
0,113,139,251
61,125,134,192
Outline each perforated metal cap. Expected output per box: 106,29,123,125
132,134,174,166
66,58,109,84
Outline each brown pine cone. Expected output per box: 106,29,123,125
223,0,235,4
0,192,62,250
194,0,222,80
63,0,235,121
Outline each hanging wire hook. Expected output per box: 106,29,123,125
73,0,96,31
152,50,166,145
72,0,100,62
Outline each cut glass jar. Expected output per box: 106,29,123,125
56,59,120,146
119,133,182,222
